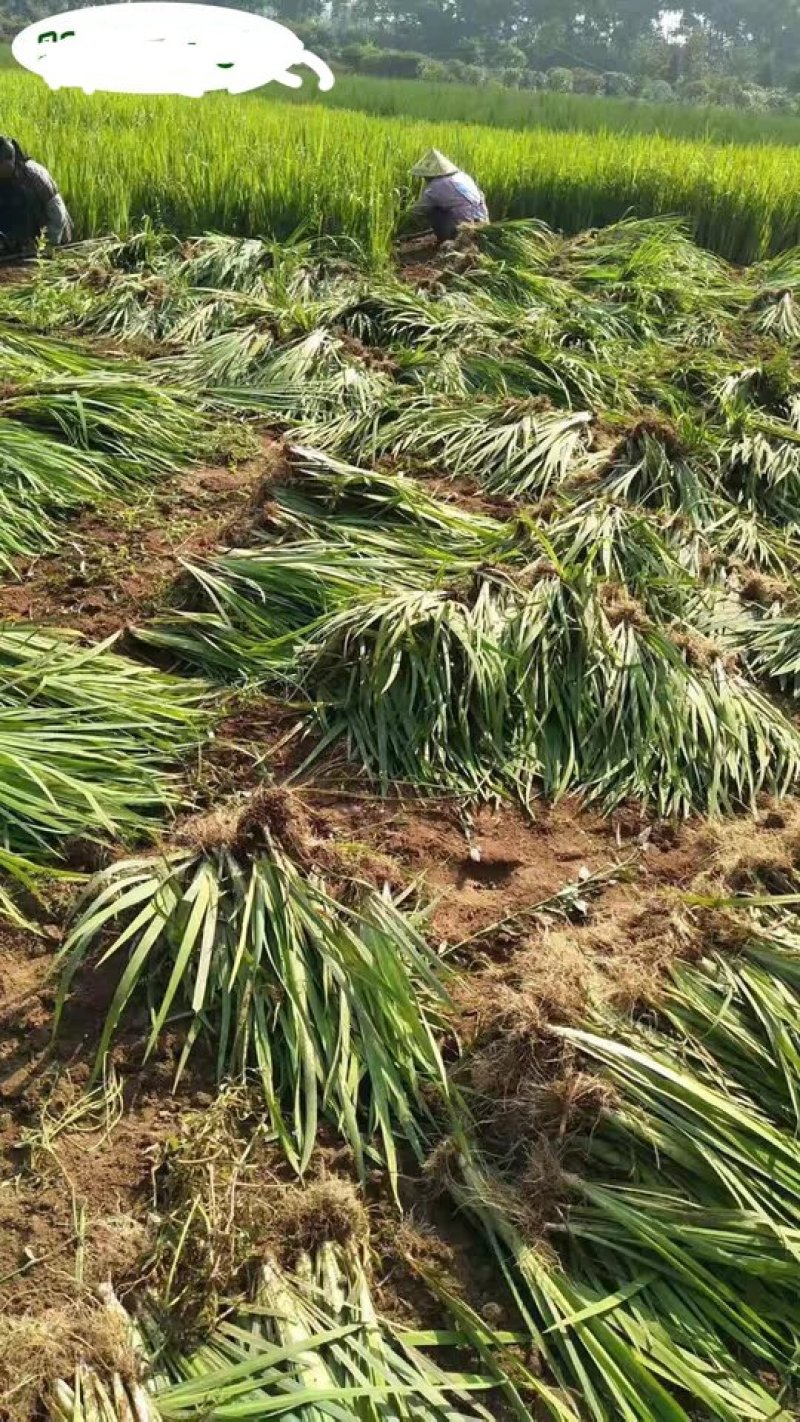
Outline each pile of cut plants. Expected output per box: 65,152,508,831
1,217,800,1420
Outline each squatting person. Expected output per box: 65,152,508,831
0,136,72,255
410,148,489,245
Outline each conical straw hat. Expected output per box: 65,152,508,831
410,148,458,178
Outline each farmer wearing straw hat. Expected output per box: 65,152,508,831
410,148,488,245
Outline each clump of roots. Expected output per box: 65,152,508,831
598,582,653,631
147,1086,369,1340
269,1177,370,1262
626,415,684,458
670,627,733,672
739,571,792,607
0,1295,137,1422
176,787,400,894
177,785,322,860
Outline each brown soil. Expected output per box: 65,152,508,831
452,800,800,1175
0,1069,185,1319
0,263,34,287
395,234,446,288
0,444,279,641
297,792,636,947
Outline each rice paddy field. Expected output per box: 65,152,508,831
273,70,800,147
4,50,800,1422
0,71,798,260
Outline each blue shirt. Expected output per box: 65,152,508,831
417,170,489,225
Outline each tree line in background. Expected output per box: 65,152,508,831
306,43,800,112
1,0,799,112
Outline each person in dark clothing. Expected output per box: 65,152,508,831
0,137,72,254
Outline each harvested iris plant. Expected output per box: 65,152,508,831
0,625,210,922
57,791,450,1188
442,921,800,1418
142,448,800,814
42,1250,500,1421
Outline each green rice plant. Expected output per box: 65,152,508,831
547,1023,800,1418
557,1189,799,1420
0,77,797,260
391,347,481,400
560,976,800,1236
56,809,450,1187
16,232,333,351
713,358,797,422
0,710,180,855
416,1263,573,1422
0,325,124,377
177,233,297,294
169,293,263,347
174,540,426,648
0,846,70,930
504,337,632,410
0,703,186,856
0,625,208,740
0,351,205,567
392,339,606,404
266,328,388,389
13,259,193,342
445,253,569,316
272,73,800,149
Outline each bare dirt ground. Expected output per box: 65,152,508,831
0,456,273,641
